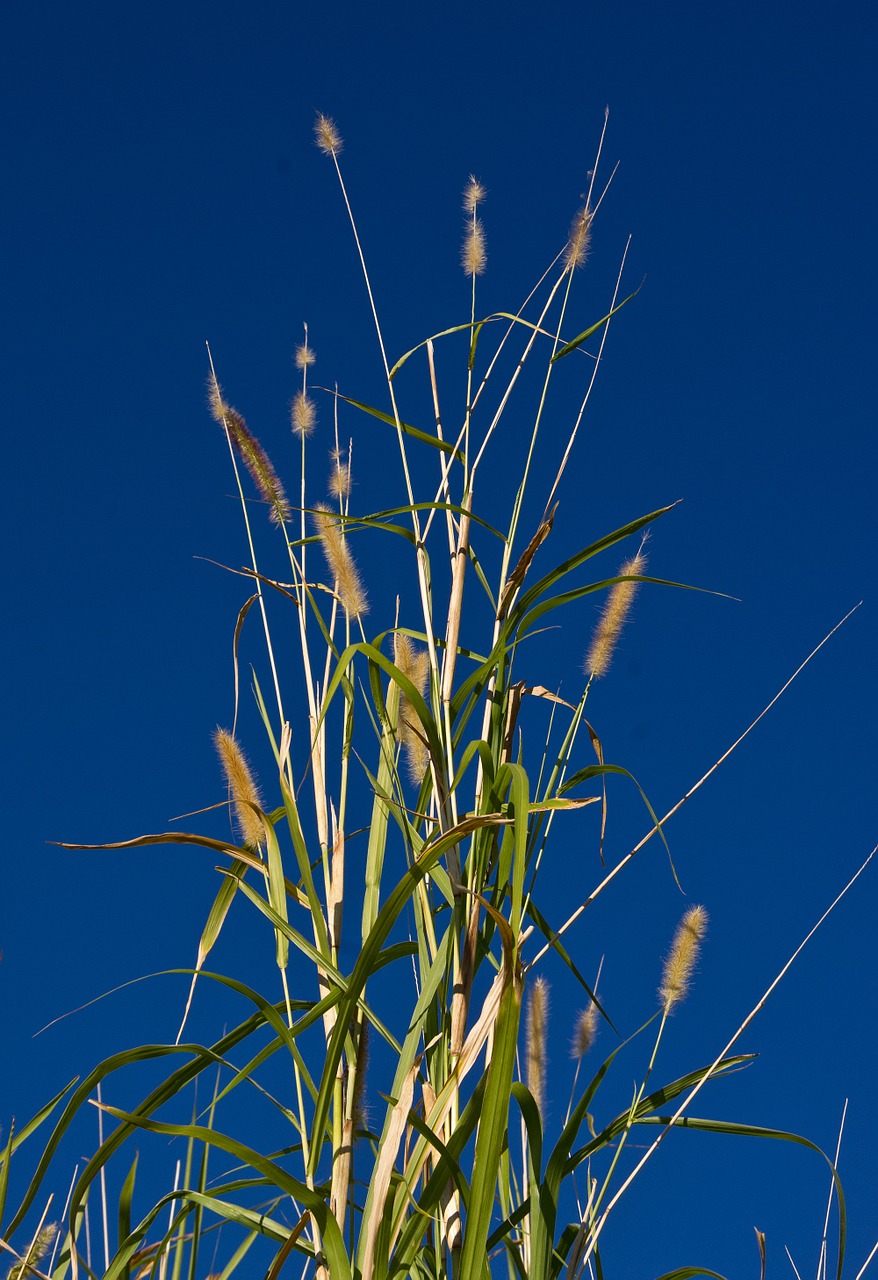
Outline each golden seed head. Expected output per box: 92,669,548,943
328,461,352,499
209,381,291,526
585,549,647,678
9,1223,58,1279
393,634,430,781
462,218,487,276
659,905,708,1013
463,175,486,213
295,342,316,369
565,205,593,271
526,976,549,1117
313,503,368,617
315,112,343,156
571,1000,599,1059
214,728,265,850
291,390,317,438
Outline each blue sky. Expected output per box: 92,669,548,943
3,0,877,1275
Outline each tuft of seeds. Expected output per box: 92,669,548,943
313,503,368,617
659,905,708,1013
214,728,265,850
564,205,592,271
462,217,487,277
208,382,291,525
570,1000,599,1059
295,341,316,370
314,112,343,157
393,633,430,782
463,175,486,214
584,549,647,678
8,1223,58,1280
328,460,352,500
526,976,549,1117
291,390,317,438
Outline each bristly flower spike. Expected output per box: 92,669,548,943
659,905,708,1013
565,204,592,270
526,976,549,1117
291,390,317,438
570,1000,599,1059
315,113,343,157
208,381,291,525
393,633,430,782
313,503,368,617
214,728,265,850
462,176,487,276
295,339,316,370
585,546,647,678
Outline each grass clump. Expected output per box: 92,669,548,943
1,113,872,1280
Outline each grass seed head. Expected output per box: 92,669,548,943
314,112,343,156
463,175,486,213
659,905,708,1013
462,216,487,277
291,390,317,438
526,975,550,1117
313,503,368,617
8,1223,58,1280
328,460,352,499
565,204,592,270
214,728,265,850
394,633,430,782
295,341,316,369
570,1000,599,1059
585,549,647,678
208,382,291,526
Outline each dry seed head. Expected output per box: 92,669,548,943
526,976,549,1117
214,728,265,850
291,390,317,438
463,175,486,213
208,382,291,526
571,1000,599,1059
585,549,647,678
565,205,593,271
313,503,368,617
659,905,708,1013
462,217,487,276
394,633,430,782
315,112,343,156
295,341,316,369
8,1223,58,1280
328,461,352,499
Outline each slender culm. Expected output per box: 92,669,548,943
214,728,265,850
570,1000,599,1059
526,976,549,1117
313,503,368,617
659,905,708,1012
208,382,291,525
393,633,430,782
585,549,647,678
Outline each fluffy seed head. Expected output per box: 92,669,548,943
352,1019,370,1135
8,1223,58,1280
208,381,291,525
526,976,550,1117
394,633,430,783
291,390,317,438
585,549,647,678
565,205,592,271
295,342,316,369
463,175,486,213
214,729,265,850
313,503,368,617
659,905,708,1013
571,1000,599,1059
328,461,352,499
462,218,487,276
315,113,343,156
